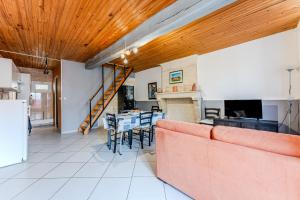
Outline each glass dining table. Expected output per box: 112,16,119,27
102,111,165,153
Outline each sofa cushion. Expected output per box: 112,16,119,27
156,119,212,139
212,126,300,158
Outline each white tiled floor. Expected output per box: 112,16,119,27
0,126,192,200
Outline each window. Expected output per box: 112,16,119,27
35,84,49,90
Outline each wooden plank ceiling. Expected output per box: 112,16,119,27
0,0,175,69
113,0,300,72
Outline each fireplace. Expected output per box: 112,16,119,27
156,91,202,123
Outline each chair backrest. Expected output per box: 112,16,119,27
151,106,162,112
140,111,153,127
120,110,130,114
205,108,221,119
106,113,117,130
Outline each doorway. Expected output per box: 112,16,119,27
30,81,53,126
53,76,59,128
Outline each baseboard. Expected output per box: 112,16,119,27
61,129,78,134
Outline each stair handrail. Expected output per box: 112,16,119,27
89,69,116,101
88,66,114,128
82,65,132,134
88,64,125,128
89,85,103,101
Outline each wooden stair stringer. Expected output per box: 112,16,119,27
82,67,133,134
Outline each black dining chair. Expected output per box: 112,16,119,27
133,111,153,149
150,106,161,142
151,105,162,112
204,108,221,119
106,113,119,153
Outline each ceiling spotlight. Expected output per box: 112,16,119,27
125,49,131,56
132,47,138,54
120,53,125,59
123,58,128,64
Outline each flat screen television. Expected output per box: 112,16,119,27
224,100,263,119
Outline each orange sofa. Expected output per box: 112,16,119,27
156,120,300,200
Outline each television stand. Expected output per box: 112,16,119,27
213,118,278,132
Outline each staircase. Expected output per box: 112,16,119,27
79,64,133,135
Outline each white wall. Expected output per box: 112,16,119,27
61,60,102,134
197,29,300,100
133,27,300,131
161,55,198,92
134,55,199,101
134,66,162,101
297,21,300,65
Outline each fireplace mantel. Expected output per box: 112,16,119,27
156,91,202,123
156,91,201,101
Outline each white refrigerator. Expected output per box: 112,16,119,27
0,100,28,167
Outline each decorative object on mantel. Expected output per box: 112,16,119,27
192,83,197,91
163,84,197,93
169,70,183,84
172,86,178,92
148,82,157,100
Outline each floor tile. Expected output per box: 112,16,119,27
80,143,103,152
141,144,156,151
99,145,113,152
51,178,99,200
45,163,84,178
0,179,6,184
14,163,59,178
65,152,93,162
89,178,131,200
27,152,53,162
19,127,168,200
43,152,74,163
28,144,44,153
0,179,37,199
103,162,135,178
39,145,65,153
164,184,192,200
88,152,115,162
113,152,138,163
133,162,156,177
60,143,88,152
88,138,106,145
14,178,68,200
128,177,165,200
137,151,156,162
117,142,140,152
0,163,33,178
74,163,109,177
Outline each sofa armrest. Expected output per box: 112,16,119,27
156,127,212,199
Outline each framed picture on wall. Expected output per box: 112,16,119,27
148,82,157,100
169,70,183,84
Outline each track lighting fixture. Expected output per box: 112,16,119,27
125,49,131,56
119,39,139,64
132,47,138,54
43,57,49,75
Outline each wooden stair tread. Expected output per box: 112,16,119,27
80,124,87,129
79,67,133,134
